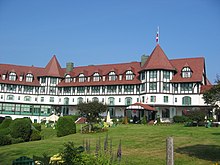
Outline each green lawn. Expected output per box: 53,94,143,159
0,124,220,165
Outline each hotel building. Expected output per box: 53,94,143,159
0,45,212,123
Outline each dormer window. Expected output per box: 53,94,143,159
182,67,192,78
2,74,6,80
79,74,85,82
125,70,134,80
65,74,71,83
109,71,116,81
93,73,100,82
26,73,33,82
9,72,16,81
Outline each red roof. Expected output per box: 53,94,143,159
142,44,175,71
126,102,155,111
200,85,213,93
170,57,205,83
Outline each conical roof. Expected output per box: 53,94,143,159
43,55,63,77
142,44,175,70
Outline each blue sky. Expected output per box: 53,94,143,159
0,0,219,83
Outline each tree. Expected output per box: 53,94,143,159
203,75,220,107
77,101,108,124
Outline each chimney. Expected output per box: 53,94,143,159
141,55,149,67
66,62,74,72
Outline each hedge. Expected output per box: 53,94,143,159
30,129,41,141
9,118,32,141
57,116,76,137
173,116,190,123
0,118,12,129
32,123,42,132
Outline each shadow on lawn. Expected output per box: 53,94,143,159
175,144,220,162
212,132,220,136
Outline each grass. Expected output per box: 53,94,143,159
1,124,220,164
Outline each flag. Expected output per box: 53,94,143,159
156,26,159,44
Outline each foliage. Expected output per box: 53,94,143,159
173,116,190,123
0,118,12,129
30,129,41,141
141,116,147,124
33,153,51,165
11,137,24,144
77,101,108,124
60,141,84,165
203,75,220,106
0,134,12,146
9,118,32,141
32,123,41,132
0,116,5,124
56,116,76,137
185,109,207,124
70,115,79,122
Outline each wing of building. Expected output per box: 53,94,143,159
0,44,212,123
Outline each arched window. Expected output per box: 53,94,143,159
108,97,115,106
109,72,116,81
9,72,16,81
65,74,71,83
7,95,14,100
64,97,69,105
79,74,85,82
77,97,83,104
181,67,192,78
93,73,100,82
26,73,33,82
24,96,31,101
125,70,134,80
92,97,99,102
182,96,191,105
125,97,132,106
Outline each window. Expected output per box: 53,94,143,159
108,97,115,106
175,98,177,102
164,96,168,103
109,72,117,81
181,67,192,78
174,84,178,92
125,97,132,106
149,71,157,78
7,85,16,92
77,87,85,93
49,87,56,94
141,84,145,91
64,87,71,94
107,86,116,93
93,73,100,82
91,86,100,93
162,109,170,118
149,82,157,91
141,72,145,80
77,97,83,104
41,97,44,102
124,85,134,93
41,77,46,83
24,96,31,101
50,77,57,84
79,74,85,82
163,83,170,91
92,97,99,102
64,97,69,105
24,86,33,93
150,96,156,102
49,97,54,102
180,83,193,92
9,72,16,81
7,95,14,100
119,98,121,102
163,71,170,79
182,96,191,105
35,97,38,101
65,75,71,83
26,73,33,82
125,70,134,80
72,98,74,102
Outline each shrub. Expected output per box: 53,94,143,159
173,116,190,123
0,118,12,129
30,129,41,141
70,115,79,122
56,116,76,137
0,128,10,136
0,116,5,124
32,123,41,131
9,118,32,141
0,134,12,146
141,116,147,124
11,137,24,144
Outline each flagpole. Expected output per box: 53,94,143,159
157,26,159,44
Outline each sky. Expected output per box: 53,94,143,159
0,0,219,83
